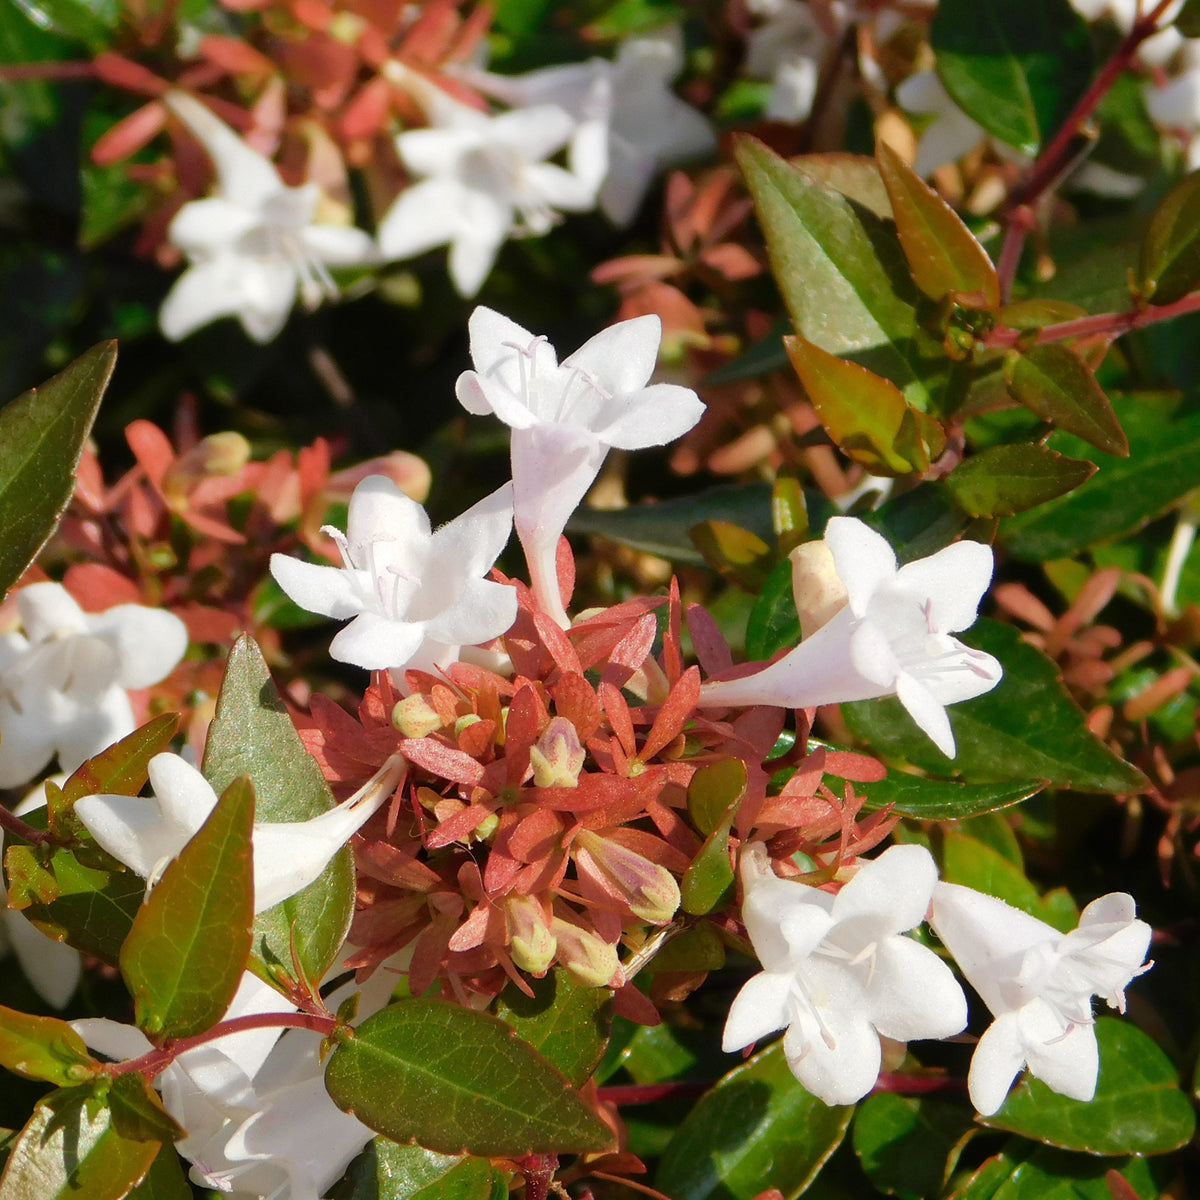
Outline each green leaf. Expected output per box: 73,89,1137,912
1006,344,1128,457
983,1019,1196,1155
203,634,354,989
876,141,999,307
126,1143,191,1200
940,831,1073,926
745,558,801,661
734,137,939,409
1001,392,1200,558
336,1140,500,1200
0,341,115,600
843,619,1145,793
854,771,1045,820
1139,168,1200,305
942,443,1096,518
492,969,612,1088
932,0,1094,155
951,1142,1168,1200
8,0,118,48
655,1041,853,1200
119,776,254,1042
865,482,972,561
0,1005,99,1086
688,758,749,836
0,1089,160,1200
324,999,611,1156
108,1073,185,1145
681,804,737,916
690,520,774,591
853,1092,976,1199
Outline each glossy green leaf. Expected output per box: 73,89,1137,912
0,1005,98,1086
0,341,115,600
745,558,801,661
932,0,1094,155
324,999,611,1156
119,776,254,1041
681,804,737,916
1139,169,1200,305
942,443,1096,518
1006,344,1128,457
876,142,999,307
951,1142,1167,1200
108,1073,185,1145
203,634,354,989
688,758,749,837
855,772,1045,820
844,619,1145,793
492,969,612,1088
691,520,774,591
0,1089,160,1200
853,1092,976,1199
9,0,118,47
983,1019,1196,1155
735,136,938,409
1002,392,1200,558
336,1139,500,1200
785,334,933,475
125,1142,191,1200
655,1041,853,1200
865,482,972,561
649,922,727,974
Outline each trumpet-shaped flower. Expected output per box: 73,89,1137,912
698,517,1002,758
75,753,405,914
0,583,188,788
160,92,375,343
723,844,967,1106
376,88,607,297
455,307,704,624
930,883,1152,1115
269,475,517,679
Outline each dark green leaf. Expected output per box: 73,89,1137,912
688,759,749,836
690,520,774,591
940,831,1073,926
983,1019,1195,1155
108,1073,185,1145
1139,168,1200,305
119,776,254,1041
203,634,354,989
1002,392,1200,558
0,1005,98,1086
336,1139,499,1200
492,969,612,1088
734,137,939,409
932,0,1094,155
745,558,801,661
942,443,1096,518
0,1089,160,1200
649,923,727,974
702,319,791,384
126,1142,191,1200
865,482,973,561
655,1041,853,1200
324,999,611,1156
0,341,115,600
844,619,1145,793
853,1092,976,1199
855,772,1045,820
8,0,118,47
950,1142,1168,1200
1007,344,1128,457
876,141,999,307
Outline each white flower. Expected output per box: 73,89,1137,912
895,71,992,177
74,752,405,914
1145,54,1200,172
160,92,375,343
1069,0,1183,65
698,517,1002,758
269,475,517,679
376,87,606,297
743,0,832,123
723,844,967,1106
0,583,188,789
464,25,715,226
930,883,1153,1116
455,307,705,626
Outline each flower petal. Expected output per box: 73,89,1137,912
894,539,994,633
968,1010,1028,1115
329,611,427,671
5,911,82,1009
88,605,189,689
1022,1003,1099,1102
824,518,898,618
269,554,365,621
896,671,957,758
832,843,937,933
784,981,882,1106
865,935,967,1042
722,970,794,1051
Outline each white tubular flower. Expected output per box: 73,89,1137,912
698,517,1002,758
455,307,705,626
376,87,607,297
743,0,830,123
930,883,1153,1116
0,583,188,789
160,92,376,343
74,753,405,914
723,844,968,1106
270,475,517,679
895,71,991,178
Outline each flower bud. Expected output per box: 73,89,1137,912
574,830,680,925
551,916,620,987
162,432,250,506
789,539,848,639
506,895,556,975
393,693,444,737
529,717,585,787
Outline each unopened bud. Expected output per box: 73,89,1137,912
507,895,556,974
393,693,444,737
789,539,848,639
551,917,619,987
574,830,680,925
529,717,585,787
162,432,250,506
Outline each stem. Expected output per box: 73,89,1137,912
596,1081,710,1105
0,61,96,82
108,1011,338,1080
872,1071,967,1096
995,0,1178,299
0,805,54,847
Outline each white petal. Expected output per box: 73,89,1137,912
0,695,59,788
376,179,471,260
5,911,82,1009
347,474,431,557
159,257,258,342
428,482,514,580
864,935,967,1042
51,684,135,775
563,316,660,398
722,970,794,1051
968,1011,1028,1115
1022,1005,1098,1102
16,583,87,641
446,196,512,298
88,605,189,688
300,224,376,267
423,578,518,649
70,1016,154,1061
832,844,937,933
269,554,364,620
168,198,260,257
488,104,576,161
893,539,994,633
147,752,220,834
785,979,882,1106
896,671,957,758
395,125,481,177
328,611,427,671
824,518,898,617
592,384,706,450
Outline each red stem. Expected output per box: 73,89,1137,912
0,61,97,82
596,1081,711,1105
995,0,1178,299
872,1072,967,1096
0,805,55,847
108,1011,338,1080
